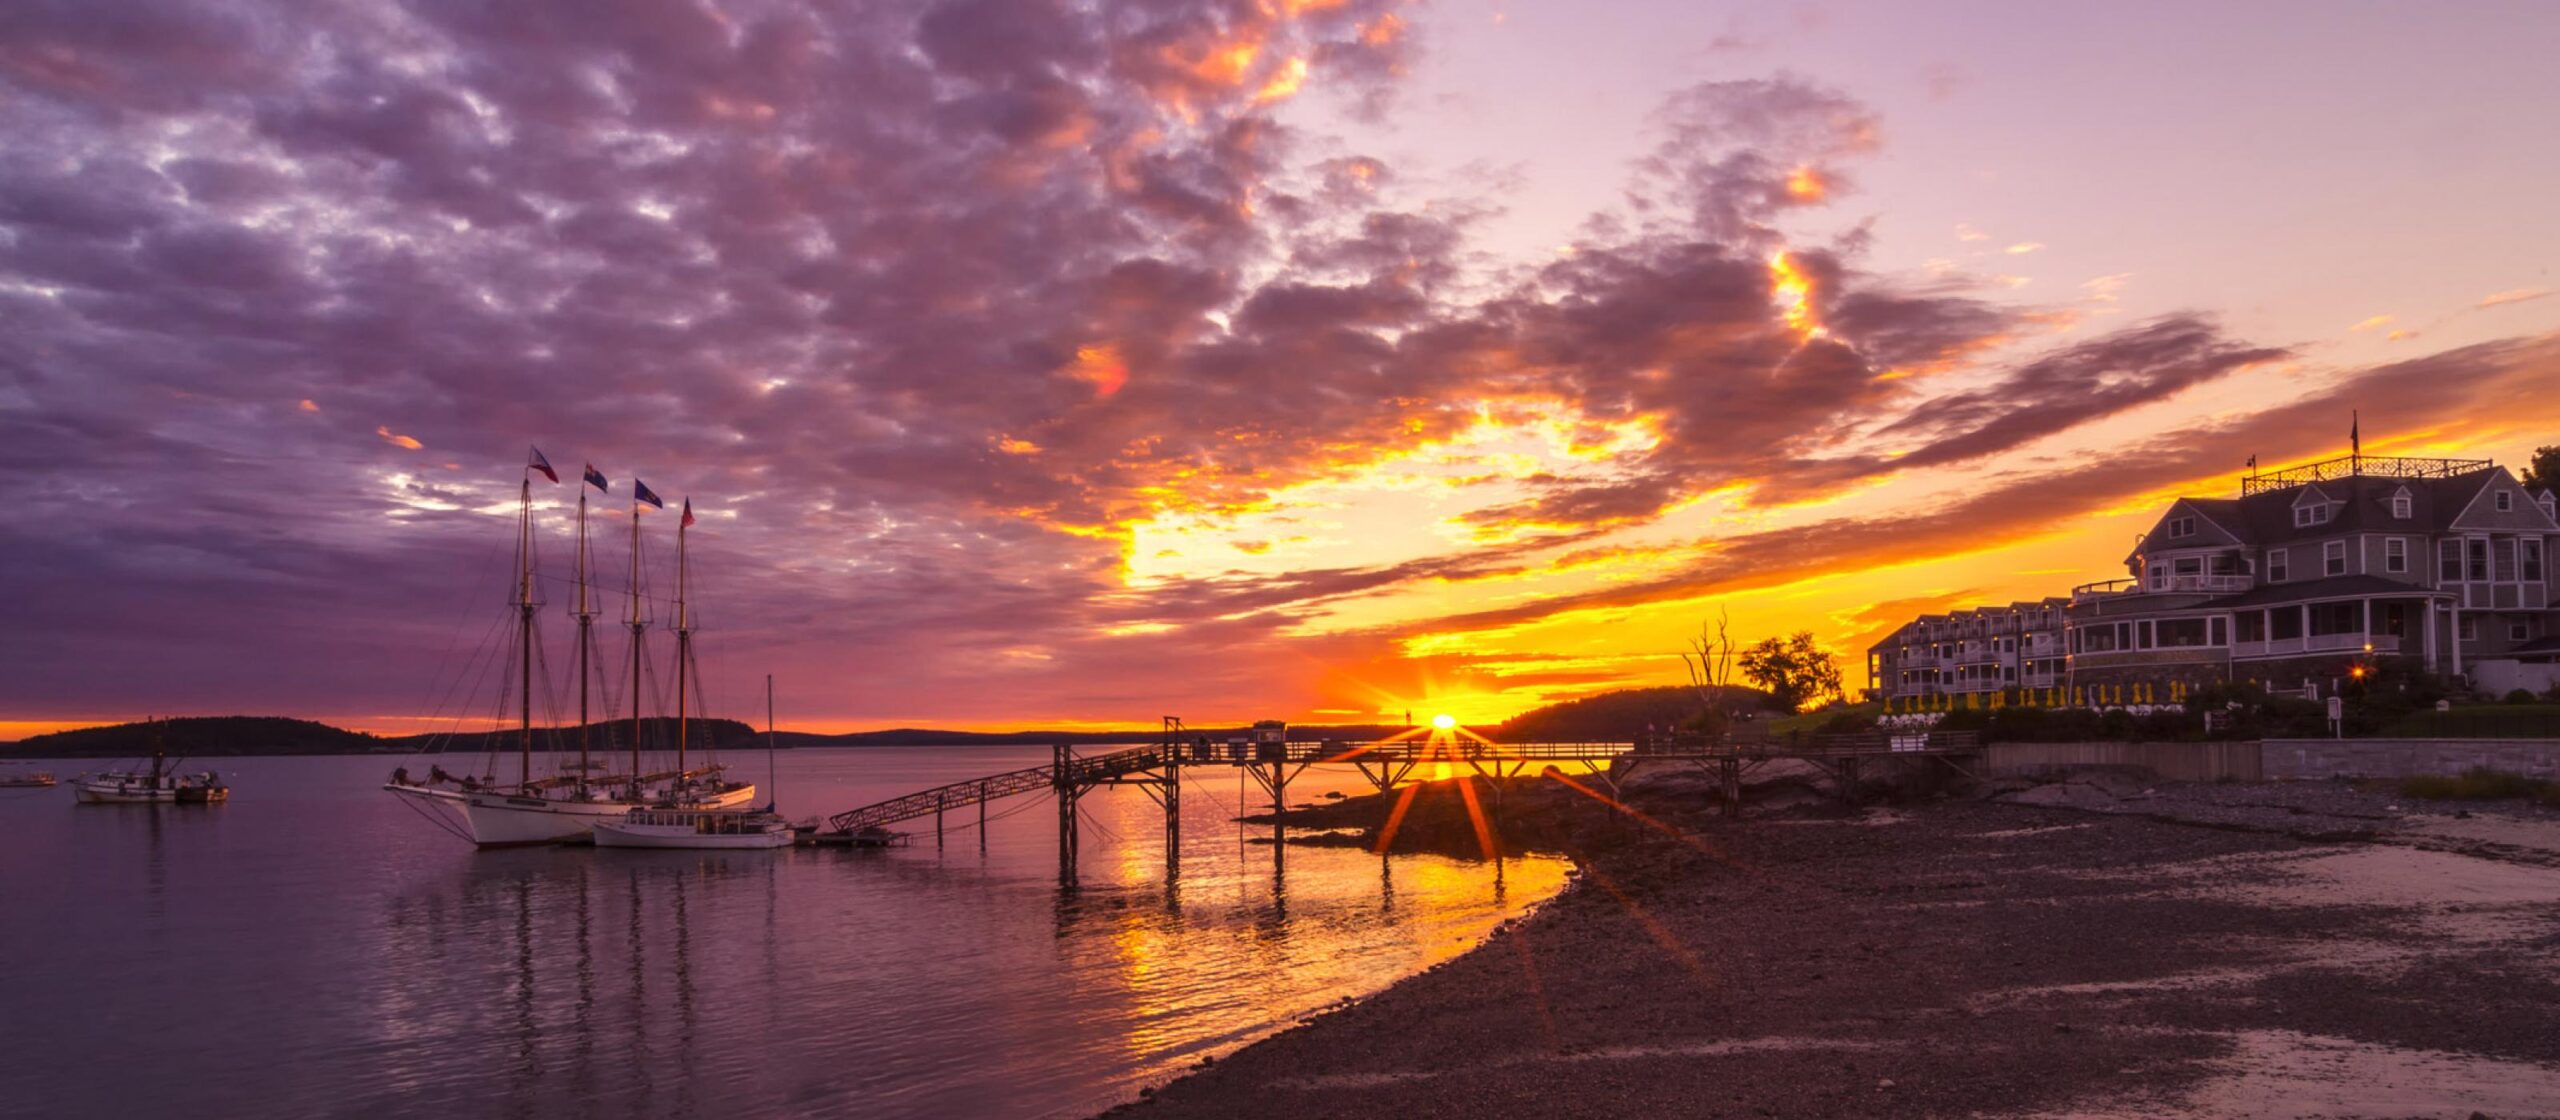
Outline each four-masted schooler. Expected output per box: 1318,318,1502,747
383,447,754,846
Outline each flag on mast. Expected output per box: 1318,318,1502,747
583,463,609,492
528,446,559,484
681,498,696,528
634,480,665,509
2351,411,2360,456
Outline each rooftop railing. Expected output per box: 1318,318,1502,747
2240,453,2491,495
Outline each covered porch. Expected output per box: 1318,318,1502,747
2225,584,2451,670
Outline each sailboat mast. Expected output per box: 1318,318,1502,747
576,484,592,790
517,475,535,789
674,505,690,779
766,673,777,810
628,494,645,797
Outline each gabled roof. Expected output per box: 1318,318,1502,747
2211,467,2503,548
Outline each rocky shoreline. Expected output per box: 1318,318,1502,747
1107,767,2560,1119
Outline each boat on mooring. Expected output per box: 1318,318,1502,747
595,675,797,851
0,769,56,789
72,724,226,804
385,449,751,847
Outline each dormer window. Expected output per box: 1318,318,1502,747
2541,493,2557,520
2167,515,2194,538
2293,504,2331,527
2495,490,2513,512
2391,489,2412,519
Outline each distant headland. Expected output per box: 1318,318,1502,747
2,686,1774,758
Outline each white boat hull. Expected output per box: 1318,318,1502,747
460,792,648,847
386,782,760,847
75,780,175,804
592,820,795,849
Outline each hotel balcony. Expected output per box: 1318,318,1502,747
2074,574,2252,599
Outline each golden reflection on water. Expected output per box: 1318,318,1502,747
1064,780,1569,1082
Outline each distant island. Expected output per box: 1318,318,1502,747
2,685,1775,759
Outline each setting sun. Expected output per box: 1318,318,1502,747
1431,713,1457,730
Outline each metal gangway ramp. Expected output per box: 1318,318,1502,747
820,743,1175,847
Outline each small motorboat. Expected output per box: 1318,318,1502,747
591,806,795,849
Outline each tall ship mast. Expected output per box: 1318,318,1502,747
628,477,652,798
573,462,602,792
675,497,693,781
382,448,753,847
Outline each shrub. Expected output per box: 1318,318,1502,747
2507,689,2542,705
1819,711,1874,734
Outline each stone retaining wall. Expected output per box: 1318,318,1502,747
1983,741,2263,782
2261,738,2560,780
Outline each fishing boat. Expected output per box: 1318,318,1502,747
592,806,795,849
71,724,226,804
595,676,795,851
386,450,750,846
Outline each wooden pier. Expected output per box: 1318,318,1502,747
805,720,1982,876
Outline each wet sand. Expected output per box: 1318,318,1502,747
1110,771,2560,1119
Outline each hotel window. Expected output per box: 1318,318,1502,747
2236,611,2267,643
2137,620,2154,649
2384,537,2407,574
2459,617,2478,642
2156,618,2210,648
2271,607,2304,641
2528,538,2545,582
2267,549,2288,582
2308,602,2361,637
2168,516,2194,538
2392,491,2412,519
2440,539,2462,582
2541,494,2557,520
2324,540,2347,577
2148,562,2168,591
2294,504,2330,527
2495,491,2513,512
2468,538,2490,581
2511,622,2532,643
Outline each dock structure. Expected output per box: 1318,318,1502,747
808,723,1982,877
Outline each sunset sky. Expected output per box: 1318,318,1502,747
4,0,2557,737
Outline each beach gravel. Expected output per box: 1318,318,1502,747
1109,773,2560,1119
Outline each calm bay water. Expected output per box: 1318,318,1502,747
0,748,1565,1119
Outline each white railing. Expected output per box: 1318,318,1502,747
2231,633,2399,658
2147,574,2253,594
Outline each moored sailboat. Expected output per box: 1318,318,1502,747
387,450,750,846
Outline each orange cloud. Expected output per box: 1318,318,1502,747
1768,250,1819,337
375,425,422,450
1064,343,1129,397
1784,166,1825,201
